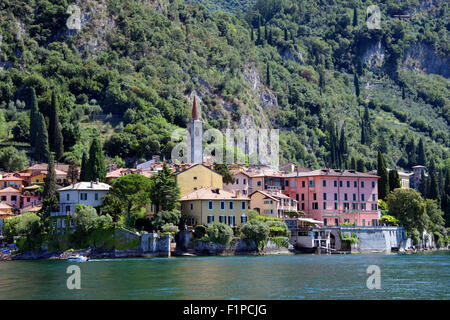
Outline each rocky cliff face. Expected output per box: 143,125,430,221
401,43,449,78
361,40,385,73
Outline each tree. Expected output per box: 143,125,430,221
109,174,153,223
339,123,348,168
353,7,358,27
354,73,360,97
250,28,254,41
442,169,450,227
67,161,79,184
0,146,28,171
34,113,50,162
266,64,271,87
241,219,270,251
427,160,439,202
207,222,233,246
72,204,113,235
386,189,428,244
43,152,57,199
149,163,180,213
377,151,389,200
213,163,235,185
48,91,64,160
406,138,417,169
12,113,30,142
153,209,181,231
417,138,426,165
79,152,88,181
356,158,365,172
86,138,106,182
28,88,39,148
389,169,401,192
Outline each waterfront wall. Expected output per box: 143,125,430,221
330,226,413,253
192,239,291,256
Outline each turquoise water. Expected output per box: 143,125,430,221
0,251,449,299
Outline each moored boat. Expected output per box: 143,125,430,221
67,254,88,262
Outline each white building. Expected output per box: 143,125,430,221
54,181,111,216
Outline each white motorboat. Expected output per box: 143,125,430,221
67,254,88,262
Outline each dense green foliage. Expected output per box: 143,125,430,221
206,221,233,245
149,163,181,212
241,219,270,250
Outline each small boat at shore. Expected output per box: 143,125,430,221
67,254,89,262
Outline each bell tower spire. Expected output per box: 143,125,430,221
187,94,204,163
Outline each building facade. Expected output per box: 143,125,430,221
250,190,298,219
283,169,380,227
175,164,223,197
180,188,249,227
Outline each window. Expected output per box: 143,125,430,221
344,193,348,201
323,180,326,187
334,202,338,210
334,193,337,201
1,196,5,201
353,193,356,201
229,201,234,210
301,203,305,210
323,193,327,201
344,219,349,223
236,179,239,184
190,203,194,211
193,176,197,180
372,194,376,201
301,193,305,201
352,203,358,210
27,197,30,202
302,181,305,188
241,215,247,224
361,181,365,188
219,215,226,223
11,195,17,201
324,219,327,226
339,181,343,187
323,202,327,210
361,194,365,201
95,193,98,201
312,202,318,210
296,194,299,201
362,219,366,226
207,215,214,224
80,193,87,201
243,179,246,185
291,180,297,188
309,180,315,187
66,205,71,214
208,201,213,210
257,181,262,186
228,215,235,226
220,201,225,210
241,201,246,210
361,203,366,210
354,181,357,188
346,181,350,188
313,193,317,200
334,180,337,187
66,194,70,201
372,181,375,188
335,219,339,226
285,180,289,187
344,203,349,210
372,219,378,227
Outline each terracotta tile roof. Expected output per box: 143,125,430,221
0,187,21,193
21,205,42,214
251,190,293,201
175,163,223,177
0,202,13,210
25,163,70,172
180,187,249,201
284,169,379,179
0,176,23,181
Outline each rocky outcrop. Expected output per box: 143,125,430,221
281,45,304,65
401,43,449,78
361,40,385,73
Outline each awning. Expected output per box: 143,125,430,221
298,218,323,224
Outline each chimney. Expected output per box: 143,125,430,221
297,165,299,177
90,181,93,188
96,178,99,184
216,188,220,194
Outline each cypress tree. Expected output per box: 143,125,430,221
86,138,106,182
406,138,417,169
257,16,261,45
264,24,267,40
43,152,57,199
354,73,360,97
284,28,288,41
268,27,273,45
402,86,406,100
339,123,348,169
353,7,358,27
442,169,450,226
427,160,439,201
149,162,181,213
251,28,254,41
350,157,356,170
417,138,426,165
266,64,271,87
389,169,401,192
79,152,88,181
48,91,64,161
28,88,39,148
377,151,390,200
357,159,365,172
34,113,50,162
328,120,339,168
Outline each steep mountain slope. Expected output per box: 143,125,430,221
0,0,448,173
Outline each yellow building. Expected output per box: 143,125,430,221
250,190,298,219
175,164,223,197
180,187,250,227
30,169,68,185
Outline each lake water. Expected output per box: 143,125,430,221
0,251,449,299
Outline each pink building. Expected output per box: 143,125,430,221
283,169,380,227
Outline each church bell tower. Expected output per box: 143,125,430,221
187,95,204,163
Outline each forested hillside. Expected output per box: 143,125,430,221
0,0,448,178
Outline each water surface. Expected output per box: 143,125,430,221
0,251,448,299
